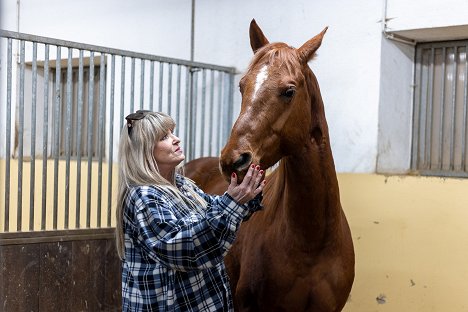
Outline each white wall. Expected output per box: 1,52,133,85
1,0,468,173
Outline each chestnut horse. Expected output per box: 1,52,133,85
186,19,354,311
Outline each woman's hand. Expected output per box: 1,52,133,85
226,164,265,205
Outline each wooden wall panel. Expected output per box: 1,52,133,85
0,230,121,311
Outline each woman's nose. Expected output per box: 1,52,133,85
172,134,181,144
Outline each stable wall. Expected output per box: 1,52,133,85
339,174,468,312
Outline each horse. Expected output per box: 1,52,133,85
185,19,354,312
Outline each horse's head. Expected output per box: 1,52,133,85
220,19,328,181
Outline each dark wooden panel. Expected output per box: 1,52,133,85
0,230,121,311
0,244,40,311
71,239,93,310
103,239,122,310
39,241,73,310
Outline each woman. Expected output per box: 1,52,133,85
116,110,265,311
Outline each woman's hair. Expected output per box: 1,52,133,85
116,111,207,259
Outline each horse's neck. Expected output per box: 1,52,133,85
274,139,342,245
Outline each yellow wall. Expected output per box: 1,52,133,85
0,159,119,231
339,174,468,312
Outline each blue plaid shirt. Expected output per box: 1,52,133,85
121,175,262,311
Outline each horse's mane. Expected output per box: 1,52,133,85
246,43,302,77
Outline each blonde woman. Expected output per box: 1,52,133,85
116,110,265,311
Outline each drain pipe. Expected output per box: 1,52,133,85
190,0,195,61
381,0,416,46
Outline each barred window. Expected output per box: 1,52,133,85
412,41,468,177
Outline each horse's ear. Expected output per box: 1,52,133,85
249,19,269,53
297,27,328,63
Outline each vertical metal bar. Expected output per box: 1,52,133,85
217,71,223,154
16,40,26,231
76,50,84,228
175,65,181,136
462,46,468,171
41,44,50,230
411,47,423,170
64,48,73,229
119,56,126,130
149,61,154,111
184,67,191,158
225,72,235,150
97,53,106,228
140,59,145,110
449,46,458,170
29,42,38,231
168,64,173,116
200,69,207,155
158,62,164,111
4,38,12,232
107,54,116,227
438,47,447,169
53,46,62,230
426,48,435,169
190,69,198,160
130,57,135,113
208,70,215,155
86,52,95,228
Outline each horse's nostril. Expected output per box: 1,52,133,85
233,153,252,171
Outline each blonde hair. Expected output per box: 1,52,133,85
116,111,207,259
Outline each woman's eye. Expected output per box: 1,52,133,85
161,134,169,141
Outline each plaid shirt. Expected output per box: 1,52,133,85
121,175,262,311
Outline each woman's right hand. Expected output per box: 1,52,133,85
226,164,265,205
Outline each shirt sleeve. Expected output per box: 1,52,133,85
184,177,264,218
129,187,250,272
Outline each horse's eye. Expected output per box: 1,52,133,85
282,87,296,98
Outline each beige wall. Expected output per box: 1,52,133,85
339,174,468,312
2,160,468,310
0,159,119,231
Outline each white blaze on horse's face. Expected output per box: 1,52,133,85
252,65,269,102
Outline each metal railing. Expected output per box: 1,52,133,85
0,30,235,232
412,40,468,177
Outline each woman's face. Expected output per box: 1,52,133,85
153,130,185,176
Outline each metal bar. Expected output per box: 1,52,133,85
97,53,106,228
29,42,37,231
191,69,199,160
130,57,135,112
438,47,447,169
184,67,191,158
76,50,84,228
158,62,164,111
53,46,62,230
217,71,223,153
4,38,12,232
0,30,236,73
175,65,181,136
209,70,215,155
463,46,468,171
201,69,207,155
107,54,116,227
426,48,434,169
140,59,145,110
41,44,49,230
64,48,73,229
119,56,126,130
149,61,154,111
17,41,26,231
168,64,173,116
226,72,235,146
86,52,95,228
411,47,423,170
449,46,458,170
